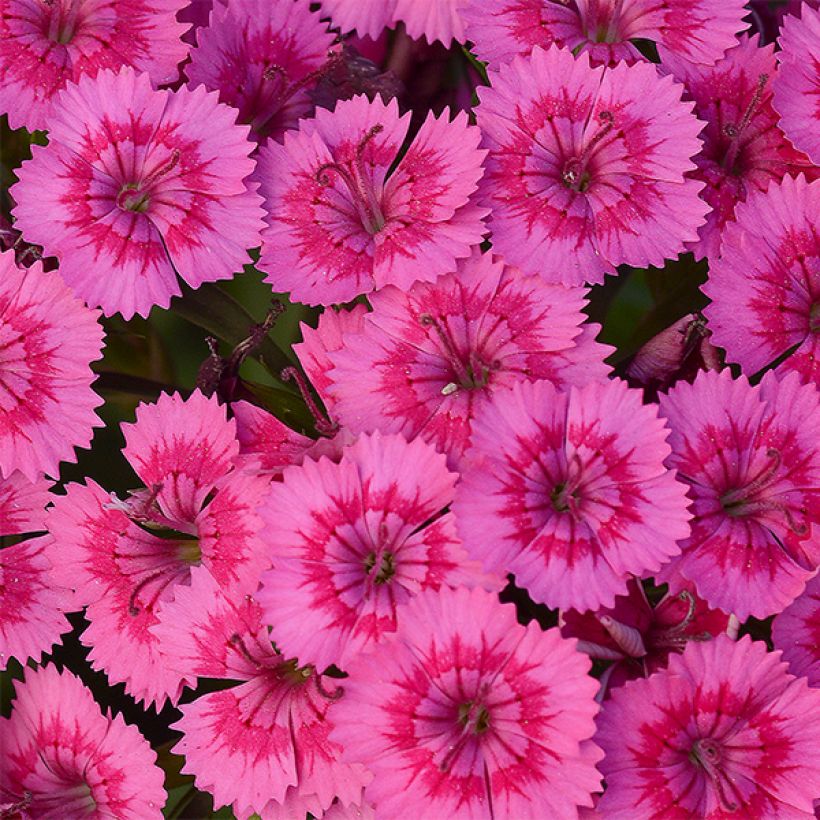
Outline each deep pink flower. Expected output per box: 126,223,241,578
703,175,819,387
255,94,487,305
663,36,817,259
453,378,691,611
772,572,820,687
47,390,270,707
331,585,603,818
12,67,265,319
463,0,747,68
186,0,335,143
0,664,165,819
561,577,735,695
151,569,370,819
327,251,612,470
658,368,820,620
257,430,495,671
773,5,820,165
0,0,188,132
0,249,103,481
597,635,820,817
476,45,708,286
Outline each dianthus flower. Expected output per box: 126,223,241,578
476,45,708,286
772,572,820,688
597,635,820,817
773,5,820,165
12,67,265,319
453,378,691,611
255,94,487,305
463,0,747,68
0,471,71,670
703,175,819,386
186,0,335,143
658,368,820,620
257,430,494,671
151,569,371,820
0,249,103,480
0,0,188,132
327,251,612,470
561,578,735,695
331,585,603,818
663,36,816,259
0,664,165,819
47,390,271,707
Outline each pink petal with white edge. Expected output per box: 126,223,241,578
773,572,820,687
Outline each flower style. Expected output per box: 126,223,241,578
663,36,817,259
772,572,820,687
151,569,371,820
255,94,487,305
0,664,165,819
0,470,71,670
453,378,691,612
186,0,336,143
0,248,104,481
561,578,735,695
773,4,820,165
658,368,820,620
463,0,747,69
47,390,271,707
476,45,708,286
331,585,603,818
327,251,612,470
703,175,819,386
12,67,265,319
0,0,188,132
597,635,820,817
257,430,494,671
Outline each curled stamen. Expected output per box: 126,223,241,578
690,740,740,812
142,149,181,189
666,590,697,634
315,676,345,700
280,366,338,437
419,312,492,391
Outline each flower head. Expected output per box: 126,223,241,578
331,585,603,818
0,0,188,131
703,175,820,387
255,94,487,305
453,378,691,611
186,0,335,143
257,430,495,671
476,45,708,286
327,251,612,470
658,368,820,620
0,249,103,480
0,664,165,819
772,572,820,687
597,635,820,817
12,67,265,319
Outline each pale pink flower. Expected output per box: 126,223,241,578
772,572,820,687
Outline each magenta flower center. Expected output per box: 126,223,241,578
116,149,181,214
689,738,741,812
579,0,628,43
40,0,86,45
721,73,769,175
364,549,396,584
562,111,615,193
457,699,491,735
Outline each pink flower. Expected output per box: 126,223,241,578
463,0,747,69
703,175,819,387
0,664,165,819
257,430,495,671
327,250,612,470
47,390,270,707
476,45,708,286
0,249,103,480
561,578,735,695
773,572,820,687
186,0,335,143
255,94,487,305
331,585,603,818
151,569,371,819
773,5,820,165
658,368,820,620
596,635,820,817
0,0,188,132
453,378,691,611
12,67,265,319
663,36,817,260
